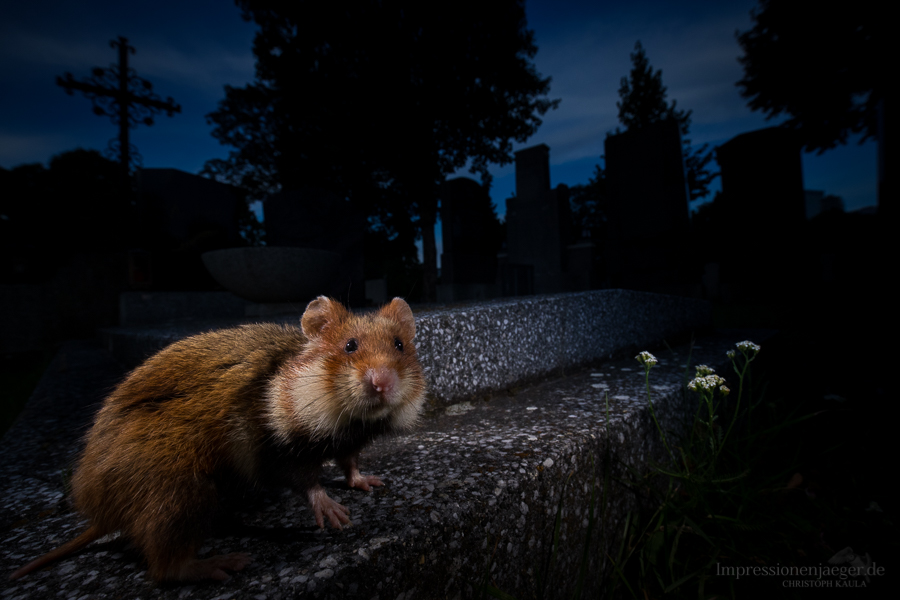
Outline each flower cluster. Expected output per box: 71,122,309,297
695,364,714,376
635,351,658,367
688,373,727,393
736,340,761,356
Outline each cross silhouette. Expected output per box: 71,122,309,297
57,36,181,189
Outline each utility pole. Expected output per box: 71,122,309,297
57,36,181,197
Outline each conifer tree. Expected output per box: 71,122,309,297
617,41,716,201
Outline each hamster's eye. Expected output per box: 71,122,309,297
394,337,404,352
344,339,358,354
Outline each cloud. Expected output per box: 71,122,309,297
124,39,255,93
0,32,112,72
1,31,254,98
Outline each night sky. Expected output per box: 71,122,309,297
0,0,878,218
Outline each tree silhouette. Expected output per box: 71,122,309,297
616,41,716,201
617,42,675,130
1,149,127,282
205,0,559,301
736,0,886,153
568,164,606,242
201,84,280,204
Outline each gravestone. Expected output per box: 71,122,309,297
136,168,242,289
437,177,501,302
264,188,365,307
805,190,826,220
716,127,805,230
503,144,574,295
805,190,844,220
715,127,805,299
604,119,692,293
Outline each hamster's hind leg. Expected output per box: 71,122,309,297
135,475,252,582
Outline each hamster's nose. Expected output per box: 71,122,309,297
368,368,398,396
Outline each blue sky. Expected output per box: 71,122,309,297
0,0,878,218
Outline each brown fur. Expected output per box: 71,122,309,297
10,297,425,582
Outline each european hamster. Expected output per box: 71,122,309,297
10,296,426,582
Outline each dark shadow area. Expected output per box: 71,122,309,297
0,349,55,439
715,297,896,598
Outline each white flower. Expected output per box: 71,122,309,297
695,364,714,376
688,374,727,392
687,377,706,392
726,349,736,360
736,340,761,357
636,351,658,367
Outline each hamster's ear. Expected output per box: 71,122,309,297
380,297,416,339
301,296,348,339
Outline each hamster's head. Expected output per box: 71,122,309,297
268,297,426,442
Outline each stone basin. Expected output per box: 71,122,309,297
201,246,341,303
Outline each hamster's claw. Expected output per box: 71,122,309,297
347,472,384,492
308,486,351,529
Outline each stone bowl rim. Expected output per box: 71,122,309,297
201,246,341,303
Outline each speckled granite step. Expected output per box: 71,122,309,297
100,289,712,407
0,293,765,599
